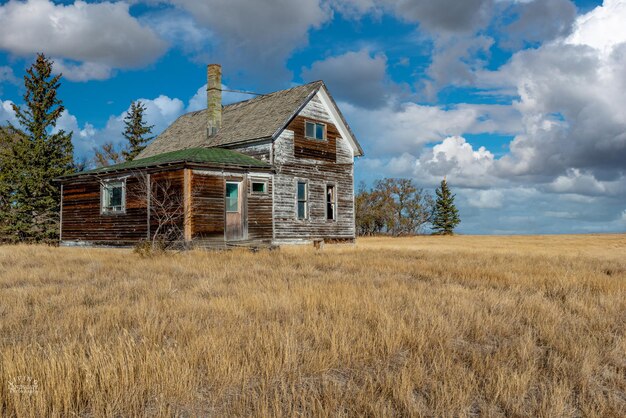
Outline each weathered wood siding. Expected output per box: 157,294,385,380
247,176,273,241
61,174,149,245
273,94,355,242
149,170,185,240
190,170,225,244
190,170,274,244
289,116,338,162
228,141,272,162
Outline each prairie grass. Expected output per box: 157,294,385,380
0,235,625,417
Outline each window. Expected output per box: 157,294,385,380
251,181,267,194
101,181,125,214
305,121,326,140
326,184,336,221
225,182,240,212
297,181,308,220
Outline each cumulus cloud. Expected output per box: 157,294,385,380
466,189,504,209
331,0,494,34
500,0,577,49
56,95,186,160
0,0,167,81
0,99,18,125
302,50,405,109
342,100,521,155
463,0,626,195
0,66,18,85
163,0,329,86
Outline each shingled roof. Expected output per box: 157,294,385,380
59,147,271,179
137,81,324,159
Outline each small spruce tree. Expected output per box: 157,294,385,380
432,177,460,235
121,101,154,161
1,54,74,242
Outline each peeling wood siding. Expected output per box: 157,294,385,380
61,174,149,245
272,95,356,241
228,141,272,163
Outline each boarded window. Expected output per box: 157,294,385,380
101,181,125,214
225,182,239,212
251,181,266,194
305,121,326,140
326,184,336,221
297,181,308,220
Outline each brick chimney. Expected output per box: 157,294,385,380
207,64,222,137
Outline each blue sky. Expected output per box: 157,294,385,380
0,0,625,234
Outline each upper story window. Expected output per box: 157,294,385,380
101,180,126,214
305,121,326,141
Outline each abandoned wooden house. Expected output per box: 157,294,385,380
57,65,364,247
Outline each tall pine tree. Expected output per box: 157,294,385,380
432,178,460,235
121,101,154,161
0,54,74,242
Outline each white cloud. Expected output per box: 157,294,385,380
0,0,167,80
466,189,504,209
163,0,329,85
467,0,626,191
302,49,403,109
53,61,113,82
343,100,520,155
0,99,17,125
565,0,626,55
0,66,18,85
55,95,186,160
187,83,253,112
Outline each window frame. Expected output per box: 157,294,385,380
304,120,327,141
250,179,268,195
296,180,309,221
326,183,337,222
100,179,126,215
225,181,241,213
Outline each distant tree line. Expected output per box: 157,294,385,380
0,54,154,244
356,178,460,236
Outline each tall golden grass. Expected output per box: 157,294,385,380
0,235,625,417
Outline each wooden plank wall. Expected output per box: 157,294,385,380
229,141,272,162
190,171,225,244
289,116,338,162
272,94,356,242
149,170,185,241
247,177,273,241
61,174,149,245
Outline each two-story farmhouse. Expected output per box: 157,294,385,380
58,65,363,247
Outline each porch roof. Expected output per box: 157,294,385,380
60,147,271,179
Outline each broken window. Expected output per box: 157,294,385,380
101,180,126,214
326,184,336,221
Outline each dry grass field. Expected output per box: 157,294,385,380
0,235,625,417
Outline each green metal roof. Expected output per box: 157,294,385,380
62,147,271,178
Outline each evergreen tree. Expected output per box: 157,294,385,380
0,54,74,242
432,178,460,235
121,101,154,161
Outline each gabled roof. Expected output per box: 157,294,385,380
60,147,271,179
138,81,324,159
